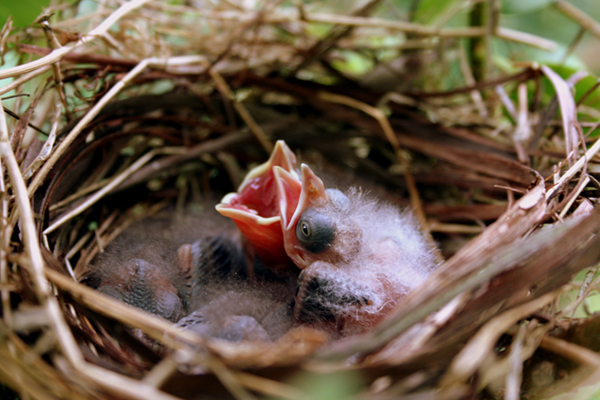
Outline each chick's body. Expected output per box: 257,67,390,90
93,217,197,322
274,164,438,335
293,187,437,334
93,142,438,341
216,142,440,337
91,207,296,341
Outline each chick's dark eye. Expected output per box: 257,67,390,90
295,209,336,254
300,222,311,237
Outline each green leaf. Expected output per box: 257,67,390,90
502,0,554,14
283,370,365,400
331,51,373,75
545,64,600,109
413,0,464,25
0,0,49,27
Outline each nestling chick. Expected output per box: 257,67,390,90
218,140,439,336
177,234,297,342
93,217,196,322
94,140,438,340
91,209,296,341
176,283,295,342
97,257,185,322
275,164,438,335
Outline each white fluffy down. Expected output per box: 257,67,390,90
297,187,439,329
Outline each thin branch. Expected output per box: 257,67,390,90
27,55,206,198
0,0,151,80
554,0,600,39
317,91,427,231
43,147,185,235
209,68,273,153
0,98,83,368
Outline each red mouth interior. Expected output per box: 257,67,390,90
227,172,280,219
217,141,303,271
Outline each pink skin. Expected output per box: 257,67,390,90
273,164,330,269
274,164,399,334
216,141,302,272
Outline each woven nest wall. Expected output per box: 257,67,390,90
2,1,600,399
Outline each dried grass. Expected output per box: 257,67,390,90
1,0,600,399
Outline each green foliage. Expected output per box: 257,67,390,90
502,0,555,14
331,51,373,75
281,370,366,400
0,0,50,27
412,0,464,25
549,64,600,109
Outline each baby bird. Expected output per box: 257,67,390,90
218,141,438,336
274,164,438,334
94,141,437,340
96,257,185,322
92,209,296,341
176,282,295,342
93,217,195,322
176,234,297,342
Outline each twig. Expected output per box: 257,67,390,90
458,44,488,118
0,150,11,329
428,222,484,234
439,290,560,388
142,355,180,388
2,106,48,136
539,336,600,366
558,176,589,219
504,323,525,400
146,6,557,50
317,91,427,230
541,65,578,167
0,99,83,368
205,358,257,400
0,66,53,97
27,58,154,196
209,68,273,153
561,266,600,317
0,0,151,80
546,136,600,199
299,13,556,49
291,0,382,74
236,372,306,400
77,362,183,400
43,146,185,235
554,0,600,39
23,104,60,180
39,19,70,120
116,128,254,190
496,27,557,51
27,55,206,198
514,83,531,163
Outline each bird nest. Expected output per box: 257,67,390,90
2,1,600,399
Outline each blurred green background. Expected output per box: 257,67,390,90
0,0,49,27
2,0,600,73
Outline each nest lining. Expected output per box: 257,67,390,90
1,1,600,399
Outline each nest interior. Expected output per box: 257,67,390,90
2,1,600,399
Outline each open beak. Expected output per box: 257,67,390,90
274,163,328,269
216,141,301,269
